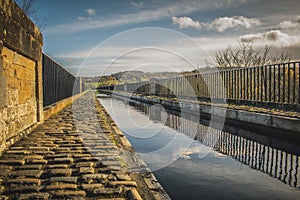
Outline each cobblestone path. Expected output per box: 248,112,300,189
0,92,169,200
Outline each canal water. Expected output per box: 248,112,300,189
99,97,300,200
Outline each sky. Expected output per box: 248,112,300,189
27,0,300,76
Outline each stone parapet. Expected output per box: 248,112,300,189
0,0,43,154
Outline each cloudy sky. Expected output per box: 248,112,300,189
30,0,300,76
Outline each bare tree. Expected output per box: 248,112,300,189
215,42,291,68
16,0,47,31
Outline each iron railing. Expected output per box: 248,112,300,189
42,53,87,107
99,61,300,110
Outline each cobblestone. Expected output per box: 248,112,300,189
0,92,169,199
11,170,44,178
45,184,77,190
18,192,50,200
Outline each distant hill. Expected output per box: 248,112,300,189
81,70,179,88
81,67,218,88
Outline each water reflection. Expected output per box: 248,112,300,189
125,99,300,189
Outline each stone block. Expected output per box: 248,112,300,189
7,186,41,193
0,159,25,165
17,165,42,170
49,168,72,176
46,184,77,190
0,89,6,107
82,173,109,182
46,164,68,169
75,162,95,168
7,77,20,90
13,52,35,69
15,65,26,79
79,167,95,174
80,183,103,191
93,187,122,195
12,169,43,178
108,181,137,187
7,178,41,185
116,173,131,181
18,192,49,200
50,190,86,199
2,47,13,61
28,159,48,164
50,157,73,164
50,176,78,183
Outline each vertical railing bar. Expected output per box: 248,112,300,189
260,66,263,102
258,66,260,101
273,64,276,102
264,65,268,102
254,67,256,101
278,63,281,103
240,69,242,100
287,63,291,103
269,65,272,102
244,68,247,100
283,63,286,103
293,63,296,104
249,67,252,100
298,62,300,104
245,68,248,100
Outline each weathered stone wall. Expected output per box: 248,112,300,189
0,0,43,153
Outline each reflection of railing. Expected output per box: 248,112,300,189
100,61,300,110
130,100,300,189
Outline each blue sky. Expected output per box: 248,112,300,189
27,0,300,76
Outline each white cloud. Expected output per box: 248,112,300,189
172,16,261,32
277,16,300,30
77,16,85,21
130,1,144,7
240,30,299,47
86,8,96,16
77,8,96,22
207,16,261,32
172,16,201,29
46,0,252,34
278,20,298,29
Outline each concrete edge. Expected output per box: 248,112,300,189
43,90,90,120
95,95,171,200
108,91,300,134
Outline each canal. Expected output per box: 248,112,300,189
98,96,300,200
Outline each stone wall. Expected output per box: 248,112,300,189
0,0,43,153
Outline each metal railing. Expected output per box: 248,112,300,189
99,61,300,110
42,53,87,107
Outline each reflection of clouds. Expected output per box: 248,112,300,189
175,146,201,160
174,145,213,160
